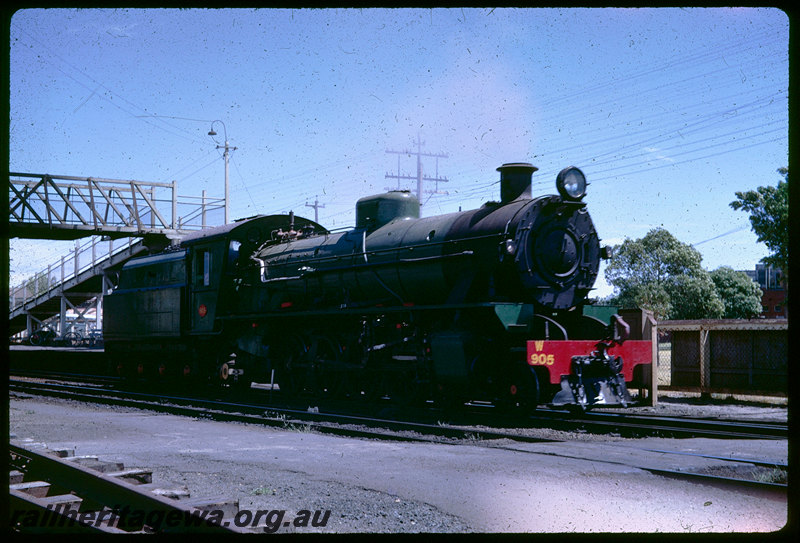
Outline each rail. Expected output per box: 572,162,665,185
8,375,788,441
10,440,243,533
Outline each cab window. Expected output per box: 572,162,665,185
195,249,212,287
228,240,242,270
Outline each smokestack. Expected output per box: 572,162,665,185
497,162,538,203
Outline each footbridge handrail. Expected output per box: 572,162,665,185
10,236,140,312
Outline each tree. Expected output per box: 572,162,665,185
670,275,725,320
605,228,725,320
25,272,52,297
730,168,789,280
605,228,705,287
710,266,763,319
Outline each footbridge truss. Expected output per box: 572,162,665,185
9,172,223,240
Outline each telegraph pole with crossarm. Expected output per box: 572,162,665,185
385,135,448,205
305,196,326,223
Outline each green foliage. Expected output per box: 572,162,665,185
730,168,789,279
606,229,766,320
669,274,725,320
710,266,763,319
617,281,672,321
25,272,52,297
605,228,727,320
605,228,705,288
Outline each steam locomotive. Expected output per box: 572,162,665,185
104,162,652,411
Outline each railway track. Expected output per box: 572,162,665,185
9,372,787,441
8,376,556,445
10,376,787,497
9,440,245,533
9,372,788,444
527,409,788,440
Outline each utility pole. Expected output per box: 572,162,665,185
305,196,325,223
208,121,237,224
385,135,448,204
218,139,237,224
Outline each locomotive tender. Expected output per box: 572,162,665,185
104,162,651,410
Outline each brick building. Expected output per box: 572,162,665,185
743,264,787,319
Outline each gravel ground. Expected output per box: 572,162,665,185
9,393,789,533
611,393,788,422
10,395,472,533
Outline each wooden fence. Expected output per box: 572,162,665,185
655,319,788,396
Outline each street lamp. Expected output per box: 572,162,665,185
208,120,237,224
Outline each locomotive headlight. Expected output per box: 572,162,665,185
556,167,587,200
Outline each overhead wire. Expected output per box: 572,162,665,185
11,25,208,147
9,16,787,224
589,135,785,183
692,225,751,247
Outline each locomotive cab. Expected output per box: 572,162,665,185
104,214,326,382
188,240,225,334
104,250,187,341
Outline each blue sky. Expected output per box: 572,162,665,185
8,7,789,297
